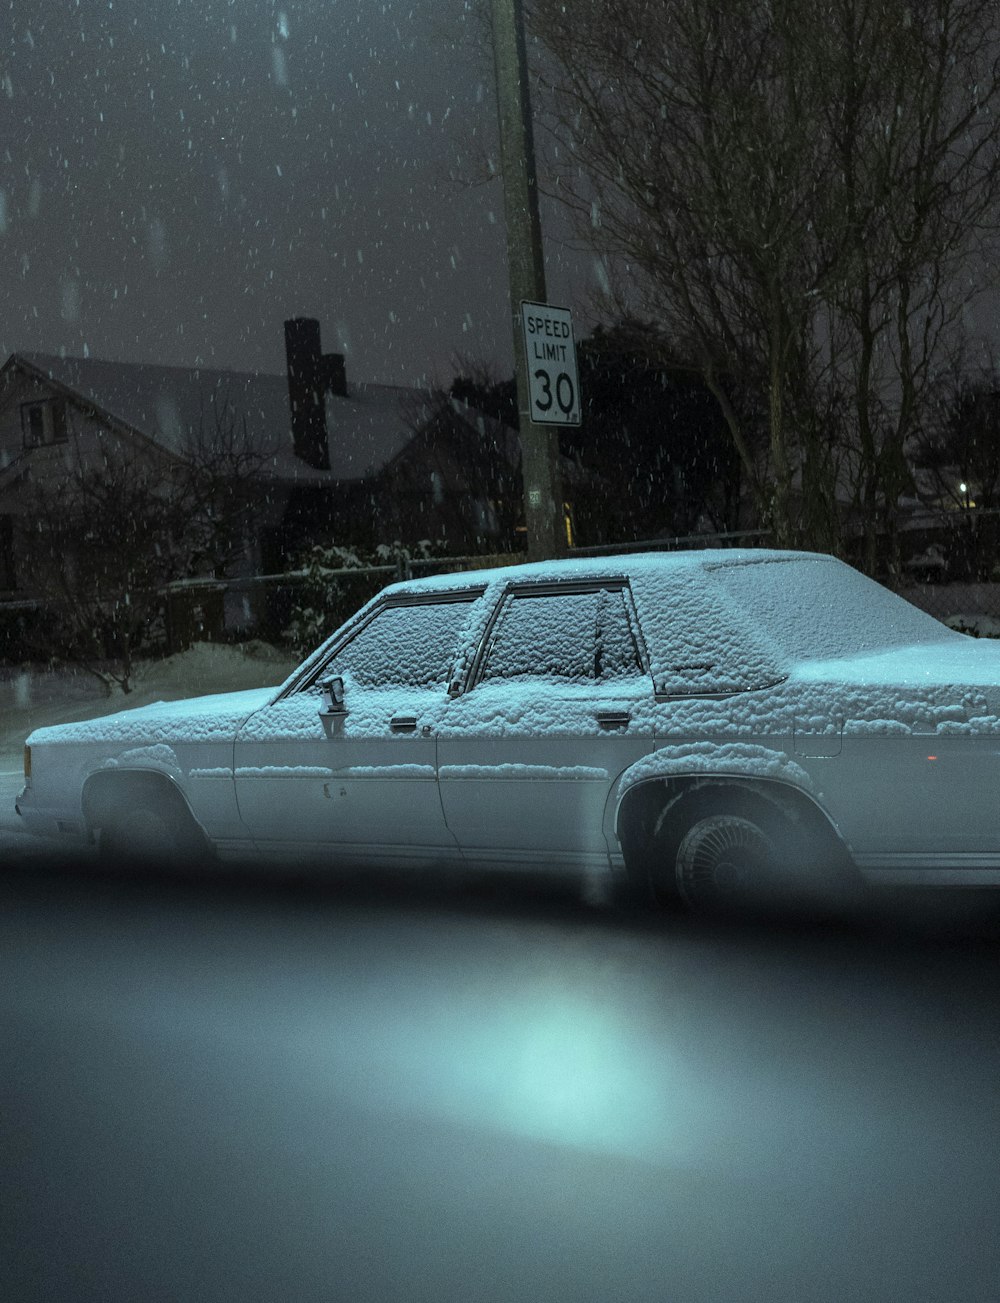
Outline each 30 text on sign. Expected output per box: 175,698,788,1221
520,301,581,426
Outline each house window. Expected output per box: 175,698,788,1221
21,399,68,448
0,516,15,590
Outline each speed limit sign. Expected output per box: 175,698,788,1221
520,301,581,426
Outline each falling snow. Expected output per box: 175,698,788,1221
0,1,578,383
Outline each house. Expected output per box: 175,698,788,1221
0,319,526,644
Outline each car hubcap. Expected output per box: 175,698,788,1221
676,815,774,908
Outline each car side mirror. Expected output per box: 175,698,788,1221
319,675,347,717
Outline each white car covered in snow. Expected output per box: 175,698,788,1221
17,549,1000,909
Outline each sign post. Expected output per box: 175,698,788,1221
520,301,581,427
491,0,566,560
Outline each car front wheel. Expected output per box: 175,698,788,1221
99,797,212,867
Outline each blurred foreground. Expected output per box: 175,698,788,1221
3,854,1000,1302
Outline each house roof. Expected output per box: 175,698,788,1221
11,352,434,485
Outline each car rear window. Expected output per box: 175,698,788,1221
711,556,955,660
478,586,645,684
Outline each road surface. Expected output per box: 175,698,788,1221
3,851,1000,1302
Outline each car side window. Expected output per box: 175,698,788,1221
309,598,475,689
478,585,645,685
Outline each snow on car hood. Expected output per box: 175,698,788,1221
25,686,277,748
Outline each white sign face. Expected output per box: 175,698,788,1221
520,301,581,426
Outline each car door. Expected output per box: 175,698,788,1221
436,580,656,871
233,591,481,867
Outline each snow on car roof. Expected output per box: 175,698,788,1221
384,547,817,595
378,548,956,693
297,549,795,698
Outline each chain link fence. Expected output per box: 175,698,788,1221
6,525,1000,661
204,523,1000,648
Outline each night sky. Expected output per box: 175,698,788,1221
0,0,587,386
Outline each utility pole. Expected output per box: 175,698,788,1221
491,0,564,560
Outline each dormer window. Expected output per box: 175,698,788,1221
21,399,67,448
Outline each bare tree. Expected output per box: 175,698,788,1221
28,435,177,692
177,392,278,578
527,0,1000,562
812,0,1000,573
911,358,1000,579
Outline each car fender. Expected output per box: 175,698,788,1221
608,741,822,847
82,746,200,833
96,742,186,784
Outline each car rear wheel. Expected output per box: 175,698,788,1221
674,813,779,912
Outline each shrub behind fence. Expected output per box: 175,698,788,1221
8,532,1000,662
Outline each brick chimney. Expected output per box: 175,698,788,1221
283,317,347,469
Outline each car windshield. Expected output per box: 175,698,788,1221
711,556,957,661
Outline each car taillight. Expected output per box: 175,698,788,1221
23,745,31,781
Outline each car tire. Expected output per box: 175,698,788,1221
673,813,780,912
625,782,862,917
98,796,212,867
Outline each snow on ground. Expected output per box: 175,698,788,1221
0,642,299,767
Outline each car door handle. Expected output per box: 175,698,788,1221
596,711,630,730
390,716,419,734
